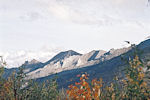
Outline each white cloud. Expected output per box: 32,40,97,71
49,3,70,20
1,0,149,26
0,0,150,66
47,0,150,27
0,46,64,68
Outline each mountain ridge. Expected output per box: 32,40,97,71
3,39,150,88
35,39,150,88
4,47,130,79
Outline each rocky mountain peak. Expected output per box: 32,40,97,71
29,59,40,64
23,59,40,66
46,50,82,64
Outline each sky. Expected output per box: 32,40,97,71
0,0,150,68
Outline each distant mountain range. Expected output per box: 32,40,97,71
3,39,150,88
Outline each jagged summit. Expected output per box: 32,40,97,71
88,50,106,60
46,50,82,64
23,59,40,66
29,59,40,64
3,39,150,87
20,59,43,73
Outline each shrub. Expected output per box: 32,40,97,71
66,55,150,100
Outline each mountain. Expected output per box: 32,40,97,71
3,39,150,88
21,59,44,73
35,39,150,88
26,50,108,79
3,48,130,80
3,59,44,78
3,68,18,78
99,47,131,61
45,50,82,65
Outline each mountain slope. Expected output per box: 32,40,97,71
21,59,44,73
35,39,150,89
4,48,130,80
27,50,107,79
4,39,149,89
3,59,44,78
27,50,82,79
45,50,82,65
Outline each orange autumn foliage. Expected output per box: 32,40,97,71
66,55,150,100
66,73,103,100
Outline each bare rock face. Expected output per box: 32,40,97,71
26,48,132,79
4,46,131,80
99,47,131,62
3,39,150,88
29,59,40,64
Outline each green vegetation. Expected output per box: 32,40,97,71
66,55,150,100
0,59,59,100
0,49,150,100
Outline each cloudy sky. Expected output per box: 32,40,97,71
0,0,150,68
